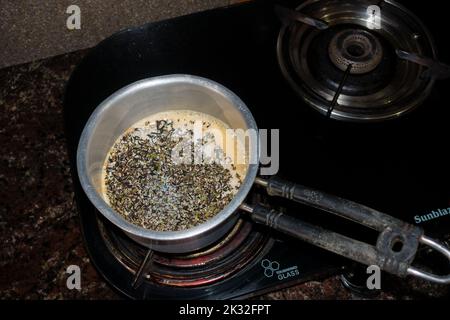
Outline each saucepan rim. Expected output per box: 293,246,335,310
77,74,259,244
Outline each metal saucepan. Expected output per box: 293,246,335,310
77,74,450,284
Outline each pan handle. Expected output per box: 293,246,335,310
242,177,450,284
242,204,384,269
407,236,450,284
255,176,408,232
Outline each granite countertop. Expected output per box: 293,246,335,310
0,50,448,300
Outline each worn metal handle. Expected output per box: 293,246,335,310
247,177,450,284
407,236,450,284
255,177,410,232
245,204,385,268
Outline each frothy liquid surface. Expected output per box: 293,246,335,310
101,110,248,231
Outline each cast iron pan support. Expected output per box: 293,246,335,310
240,177,450,284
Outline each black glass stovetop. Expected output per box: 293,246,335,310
64,0,450,299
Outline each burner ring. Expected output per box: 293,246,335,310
277,0,438,122
328,29,383,74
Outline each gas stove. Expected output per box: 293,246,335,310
64,0,450,299
81,202,342,299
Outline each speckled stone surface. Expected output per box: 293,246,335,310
0,51,449,300
0,0,241,68
0,50,117,299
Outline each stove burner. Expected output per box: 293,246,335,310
100,217,270,287
277,0,439,122
329,29,383,74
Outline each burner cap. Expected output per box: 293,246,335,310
277,0,438,122
329,29,383,74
